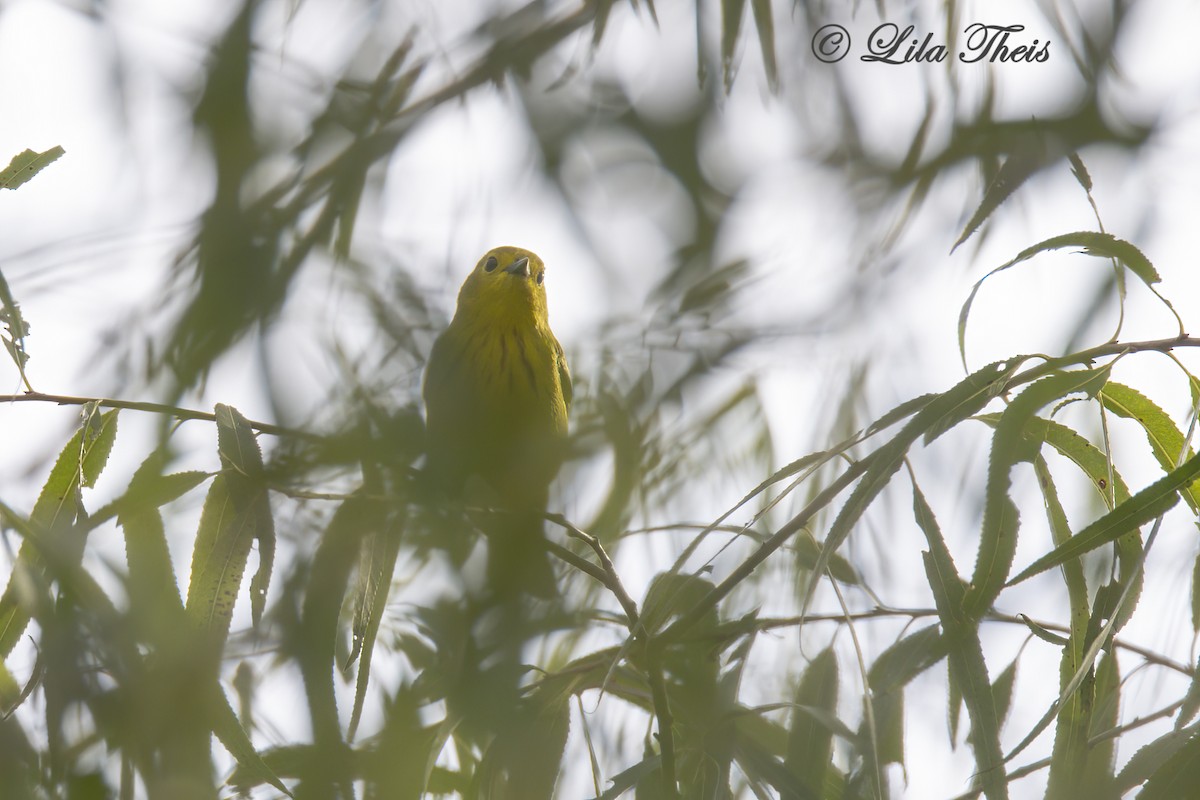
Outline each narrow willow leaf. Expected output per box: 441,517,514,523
949,667,964,748
211,684,292,797
107,469,210,523
923,549,1006,800
1046,633,1093,799
0,410,118,660
79,404,118,488
858,625,948,785
33,409,118,532
1116,722,1200,792
478,690,571,800
989,659,1018,735
1068,152,1093,192
185,476,253,636
967,369,1110,615
1101,382,1200,511
1137,725,1200,799
1016,613,1068,647
862,675,905,779
994,414,1144,631
1082,651,1120,793
863,392,937,439
916,486,1007,800
0,146,64,190
300,494,381,785
1010,451,1200,586
347,516,404,741
784,647,837,796
361,687,438,798
0,267,32,389
1005,231,1158,285
185,405,273,636
869,625,947,696
119,457,189,625
952,131,1049,252
214,404,275,627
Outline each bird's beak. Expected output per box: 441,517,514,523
505,256,531,278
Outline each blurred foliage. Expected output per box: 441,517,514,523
1,0,1198,799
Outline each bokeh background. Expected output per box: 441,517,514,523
2,0,1200,797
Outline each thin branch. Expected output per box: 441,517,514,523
549,513,641,630
744,608,1193,677
0,391,316,440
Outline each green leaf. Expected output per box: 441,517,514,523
478,688,571,800
1100,382,1200,512
785,647,838,796
1009,450,1200,586
1068,152,1093,192
1138,726,1200,799
966,368,1110,615
216,403,275,627
952,130,1050,252
869,625,947,697
33,407,118,532
299,495,381,791
119,453,193,629
916,485,1007,800
0,147,64,190
0,409,118,661
211,683,293,797
185,476,253,636
1116,722,1200,793
1083,651,1120,791
346,514,404,741
857,624,949,788
185,405,274,637
0,267,32,390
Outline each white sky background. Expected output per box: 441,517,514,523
3,0,1200,797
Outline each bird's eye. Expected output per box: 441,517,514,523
536,271,545,285
484,256,499,272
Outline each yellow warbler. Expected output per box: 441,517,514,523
423,246,571,596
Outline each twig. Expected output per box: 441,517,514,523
744,608,1194,677
0,391,317,440
548,513,640,630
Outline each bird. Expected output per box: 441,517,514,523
423,245,571,598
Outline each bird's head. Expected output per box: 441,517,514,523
455,246,549,326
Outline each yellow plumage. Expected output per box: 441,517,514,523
423,246,571,596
